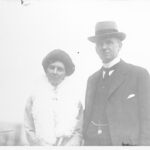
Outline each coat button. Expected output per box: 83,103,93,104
98,129,102,134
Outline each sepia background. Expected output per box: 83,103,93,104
0,0,150,145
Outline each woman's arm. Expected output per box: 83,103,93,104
24,97,41,145
65,102,84,146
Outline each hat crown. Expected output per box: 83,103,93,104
95,21,118,34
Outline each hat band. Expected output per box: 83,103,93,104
95,29,118,36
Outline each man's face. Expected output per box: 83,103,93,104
96,37,122,63
46,61,66,87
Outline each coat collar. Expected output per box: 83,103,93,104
105,60,130,99
90,60,130,100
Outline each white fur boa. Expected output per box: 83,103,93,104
31,75,80,145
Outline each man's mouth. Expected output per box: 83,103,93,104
103,51,111,56
102,48,110,53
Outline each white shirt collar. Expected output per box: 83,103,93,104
103,57,121,69
47,77,68,91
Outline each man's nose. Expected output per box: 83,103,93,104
102,43,107,49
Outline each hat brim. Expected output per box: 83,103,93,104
88,32,126,43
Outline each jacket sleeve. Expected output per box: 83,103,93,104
24,97,41,145
82,78,90,138
138,69,150,145
83,76,96,139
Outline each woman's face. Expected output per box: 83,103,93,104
46,61,66,87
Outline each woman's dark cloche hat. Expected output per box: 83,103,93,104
88,21,126,43
42,49,75,76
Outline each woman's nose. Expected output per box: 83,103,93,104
53,68,58,74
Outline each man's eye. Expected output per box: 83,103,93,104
105,40,113,44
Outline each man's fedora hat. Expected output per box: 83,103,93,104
88,21,126,43
42,49,75,76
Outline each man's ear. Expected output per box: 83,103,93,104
119,41,122,48
95,45,99,54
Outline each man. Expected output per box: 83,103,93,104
83,21,150,146
24,49,83,146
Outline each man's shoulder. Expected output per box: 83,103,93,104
125,62,149,74
88,69,101,82
116,60,148,74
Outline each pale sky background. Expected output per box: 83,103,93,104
0,0,150,124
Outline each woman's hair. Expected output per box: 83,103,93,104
42,49,75,76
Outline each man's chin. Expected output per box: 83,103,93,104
50,82,59,87
103,59,112,64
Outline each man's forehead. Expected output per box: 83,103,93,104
96,37,120,43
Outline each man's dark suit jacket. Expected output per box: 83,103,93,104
83,60,150,145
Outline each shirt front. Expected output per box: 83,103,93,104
102,57,121,78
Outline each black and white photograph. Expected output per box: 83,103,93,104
0,0,150,148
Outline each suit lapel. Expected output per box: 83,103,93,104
107,60,129,99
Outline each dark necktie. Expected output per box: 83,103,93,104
102,62,120,80
103,68,110,80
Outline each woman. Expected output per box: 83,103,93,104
24,49,83,146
